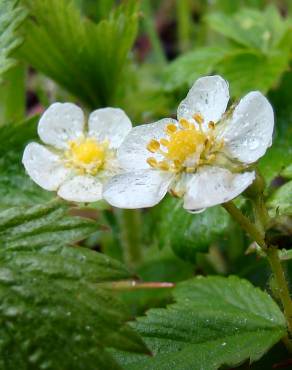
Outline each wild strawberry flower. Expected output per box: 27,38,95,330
22,103,132,202
103,75,274,211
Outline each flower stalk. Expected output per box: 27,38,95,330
224,194,292,346
119,209,143,270
266,247,292,336
222,201,267,249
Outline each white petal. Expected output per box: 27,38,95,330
57,175,103,202
220,91,274,163
177,75,229,128
22,142,70,191
38,102,84,149
88,108,132,149
183,166,255,211
118,118,178,170
103,170,173,209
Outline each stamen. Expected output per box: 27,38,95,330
147,157,158,168
160,138,169,147
165,123,177,134
193,113,204,124
179,118,190,129
208,121,215,129
158,161,169,171
147,139,160,153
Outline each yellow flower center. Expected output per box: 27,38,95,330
65,137,109,175
146,114,223,173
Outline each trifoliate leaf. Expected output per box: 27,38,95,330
114,276,286,370
18,0,138,108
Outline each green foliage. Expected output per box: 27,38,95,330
267,181,292,217
164,6,291,98
18,0,138,108
0,201,148,369
282,164,292,179
151,196,230,261
114,276,286,370
0,0,26,77
0,116,52,208
0,200,98,250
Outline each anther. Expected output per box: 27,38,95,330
147,139,160,153
147,157,158,168
193,113,204,124
165,124,177,135
158,161,169,171
179,118,190,129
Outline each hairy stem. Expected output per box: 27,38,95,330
267,247,292,336
222,201,266,249
119,209,142,270
223,199,292,346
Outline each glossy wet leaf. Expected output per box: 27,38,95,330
0,200,98,250
0,202,148,369
114,276,286,370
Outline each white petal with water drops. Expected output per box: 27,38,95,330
57,175,103,202
88,108,132,149
183,166,255,210
22,142,70,191
38,102,84,149
220,91,274,163
103,169,173,208
177,75,229,129
117,118,178,170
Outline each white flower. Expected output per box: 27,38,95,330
103,75,274,211
22,103,132,202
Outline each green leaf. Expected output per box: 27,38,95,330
163,46,229,92
152,196,230,262
0,202,148,369
0,200,98,250
217,48,290,98
267,181,292,217
0,0,26,77
164,6,291,97
206,6,290,52
282,164,292,179
18,0,138,107
114,276,286,370
0,116,52,208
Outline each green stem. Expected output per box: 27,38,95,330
119,209,142,270
176,0,192,53
141,0,166,64
104,280,175,291
224,199,292,344
222,201,267,249
266,247,292,336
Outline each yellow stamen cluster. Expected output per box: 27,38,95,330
65,137,109,175
146,114,223,173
